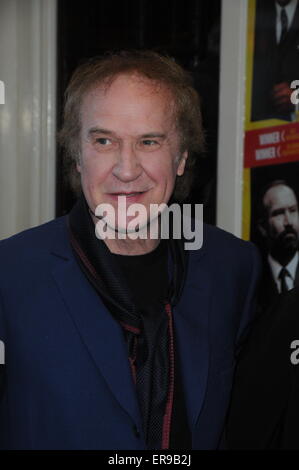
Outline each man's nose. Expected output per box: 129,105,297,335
112,142,142,182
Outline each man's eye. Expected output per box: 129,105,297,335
272,211,284,217
96,138,112,146
142,140,158,146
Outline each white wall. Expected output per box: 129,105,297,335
0,0,57,240
217,0,248,237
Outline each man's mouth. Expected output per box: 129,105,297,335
282,230,297,239
106,191,148,202
113,192,144,197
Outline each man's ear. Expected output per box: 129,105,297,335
176,150,188,176
76,161,81,173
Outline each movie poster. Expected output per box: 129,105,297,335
243,0,299,313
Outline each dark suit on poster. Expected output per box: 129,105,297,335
252,0,299,121
258,253,299,313
0,216,260,450
226,286,299,449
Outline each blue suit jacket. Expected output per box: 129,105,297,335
0,216,260,449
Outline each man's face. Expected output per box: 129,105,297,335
262,184,299,255
77,73,187,232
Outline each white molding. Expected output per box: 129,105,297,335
0,0,56,240
216,0,248,237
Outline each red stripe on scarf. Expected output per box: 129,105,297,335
161,302,175,449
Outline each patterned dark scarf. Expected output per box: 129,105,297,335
67,194,191,449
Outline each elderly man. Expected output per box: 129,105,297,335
0,50,260,450
256,180,299,313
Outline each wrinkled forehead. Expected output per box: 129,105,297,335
100,72,173,96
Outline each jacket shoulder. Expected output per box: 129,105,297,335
197,223,260,264
0,216,68,265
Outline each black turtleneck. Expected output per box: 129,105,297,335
110,240,169,310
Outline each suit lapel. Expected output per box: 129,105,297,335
294,253,299,285
259,260,279,311
280,3,299,51
50,227,143,432
173,252,211,431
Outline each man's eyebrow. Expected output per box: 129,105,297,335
271,208,284,215
139,133,166,139
88,127,115,137
87,128,167,139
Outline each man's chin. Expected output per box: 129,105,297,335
281,236,298,251
106,220,151,238
94,212,161,240
270,242,298,262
